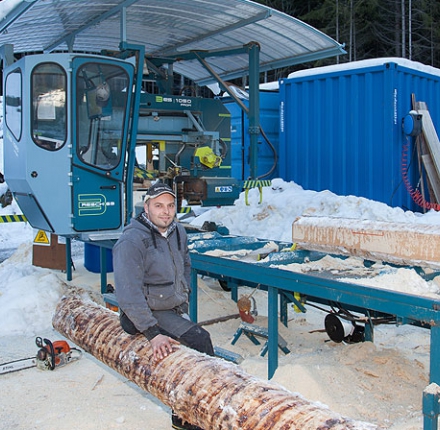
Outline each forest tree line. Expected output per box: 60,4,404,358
256,0,440,79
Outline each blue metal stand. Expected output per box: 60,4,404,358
423,383,440,430
65,237,72,281
100,246,107,294
231,321,290,357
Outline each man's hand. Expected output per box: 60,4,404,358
150,334,180,361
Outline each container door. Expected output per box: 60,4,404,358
71,58,134,232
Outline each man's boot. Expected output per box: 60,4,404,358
171,412,203,430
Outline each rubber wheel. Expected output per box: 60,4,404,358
218,280,231,292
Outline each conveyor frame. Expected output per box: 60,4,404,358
187,232,440,430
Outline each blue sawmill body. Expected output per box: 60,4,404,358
3,50,241,240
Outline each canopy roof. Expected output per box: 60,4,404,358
0,0,346,85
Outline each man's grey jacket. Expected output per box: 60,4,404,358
113,215,192,338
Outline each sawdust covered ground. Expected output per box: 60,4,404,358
0,273,431,430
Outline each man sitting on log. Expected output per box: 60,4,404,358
113,181,214,430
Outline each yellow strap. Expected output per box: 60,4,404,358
293,292,303,313
258,186,263,204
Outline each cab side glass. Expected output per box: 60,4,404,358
5,68,22,141
31,63,67,151
76,62,129,170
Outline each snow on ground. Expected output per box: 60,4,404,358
1,178,440,429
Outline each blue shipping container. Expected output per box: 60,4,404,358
279,58,440,212
223,91,279,180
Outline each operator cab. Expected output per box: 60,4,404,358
3,53,135,239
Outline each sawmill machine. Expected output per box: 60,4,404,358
134,68,237,211
2,44,240,240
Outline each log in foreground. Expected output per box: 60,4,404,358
52,294,378,430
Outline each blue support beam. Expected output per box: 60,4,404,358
423,383,440,430
267,286,278,378
100,246,108,294
247,42,260,180
190,269,198,322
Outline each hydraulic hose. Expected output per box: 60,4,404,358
257,125,278,179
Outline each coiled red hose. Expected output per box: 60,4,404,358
401,136,440,211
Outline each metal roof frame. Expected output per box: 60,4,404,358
0,0,346,180
0,0,346,85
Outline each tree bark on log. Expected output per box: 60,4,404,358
52,294,378,430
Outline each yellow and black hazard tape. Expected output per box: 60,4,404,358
242,179,272,189
0,214,27,223
242,179,272,205
178,207,192,214
134,166,155,180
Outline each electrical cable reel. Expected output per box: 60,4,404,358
402,110,423,137
324,313,365,344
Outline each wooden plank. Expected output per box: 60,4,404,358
418,108,440,180
32,233,66,271
421,153,440,202
416,101,440,204
292,216,440,268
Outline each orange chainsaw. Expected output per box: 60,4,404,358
0,337,82,374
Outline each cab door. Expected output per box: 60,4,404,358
71,58,134,232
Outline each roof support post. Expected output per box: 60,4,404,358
247,42,260,180
0,44,14,67
118,42,145,222
120,6,127,42
192,50,249,114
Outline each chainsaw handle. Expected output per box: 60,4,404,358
36,337,56,370
35,337,44,348
35,337,56,370
44,339,56,370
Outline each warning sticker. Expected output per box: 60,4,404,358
34,230,50,246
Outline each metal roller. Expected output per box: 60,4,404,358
52,294,377,430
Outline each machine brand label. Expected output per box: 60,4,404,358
174,97,192,106
78,194,107,216
215,186,233,193
155,96,192,107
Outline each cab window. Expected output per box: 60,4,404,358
5,68,22,141
76,62,129,170
31,63,67,150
